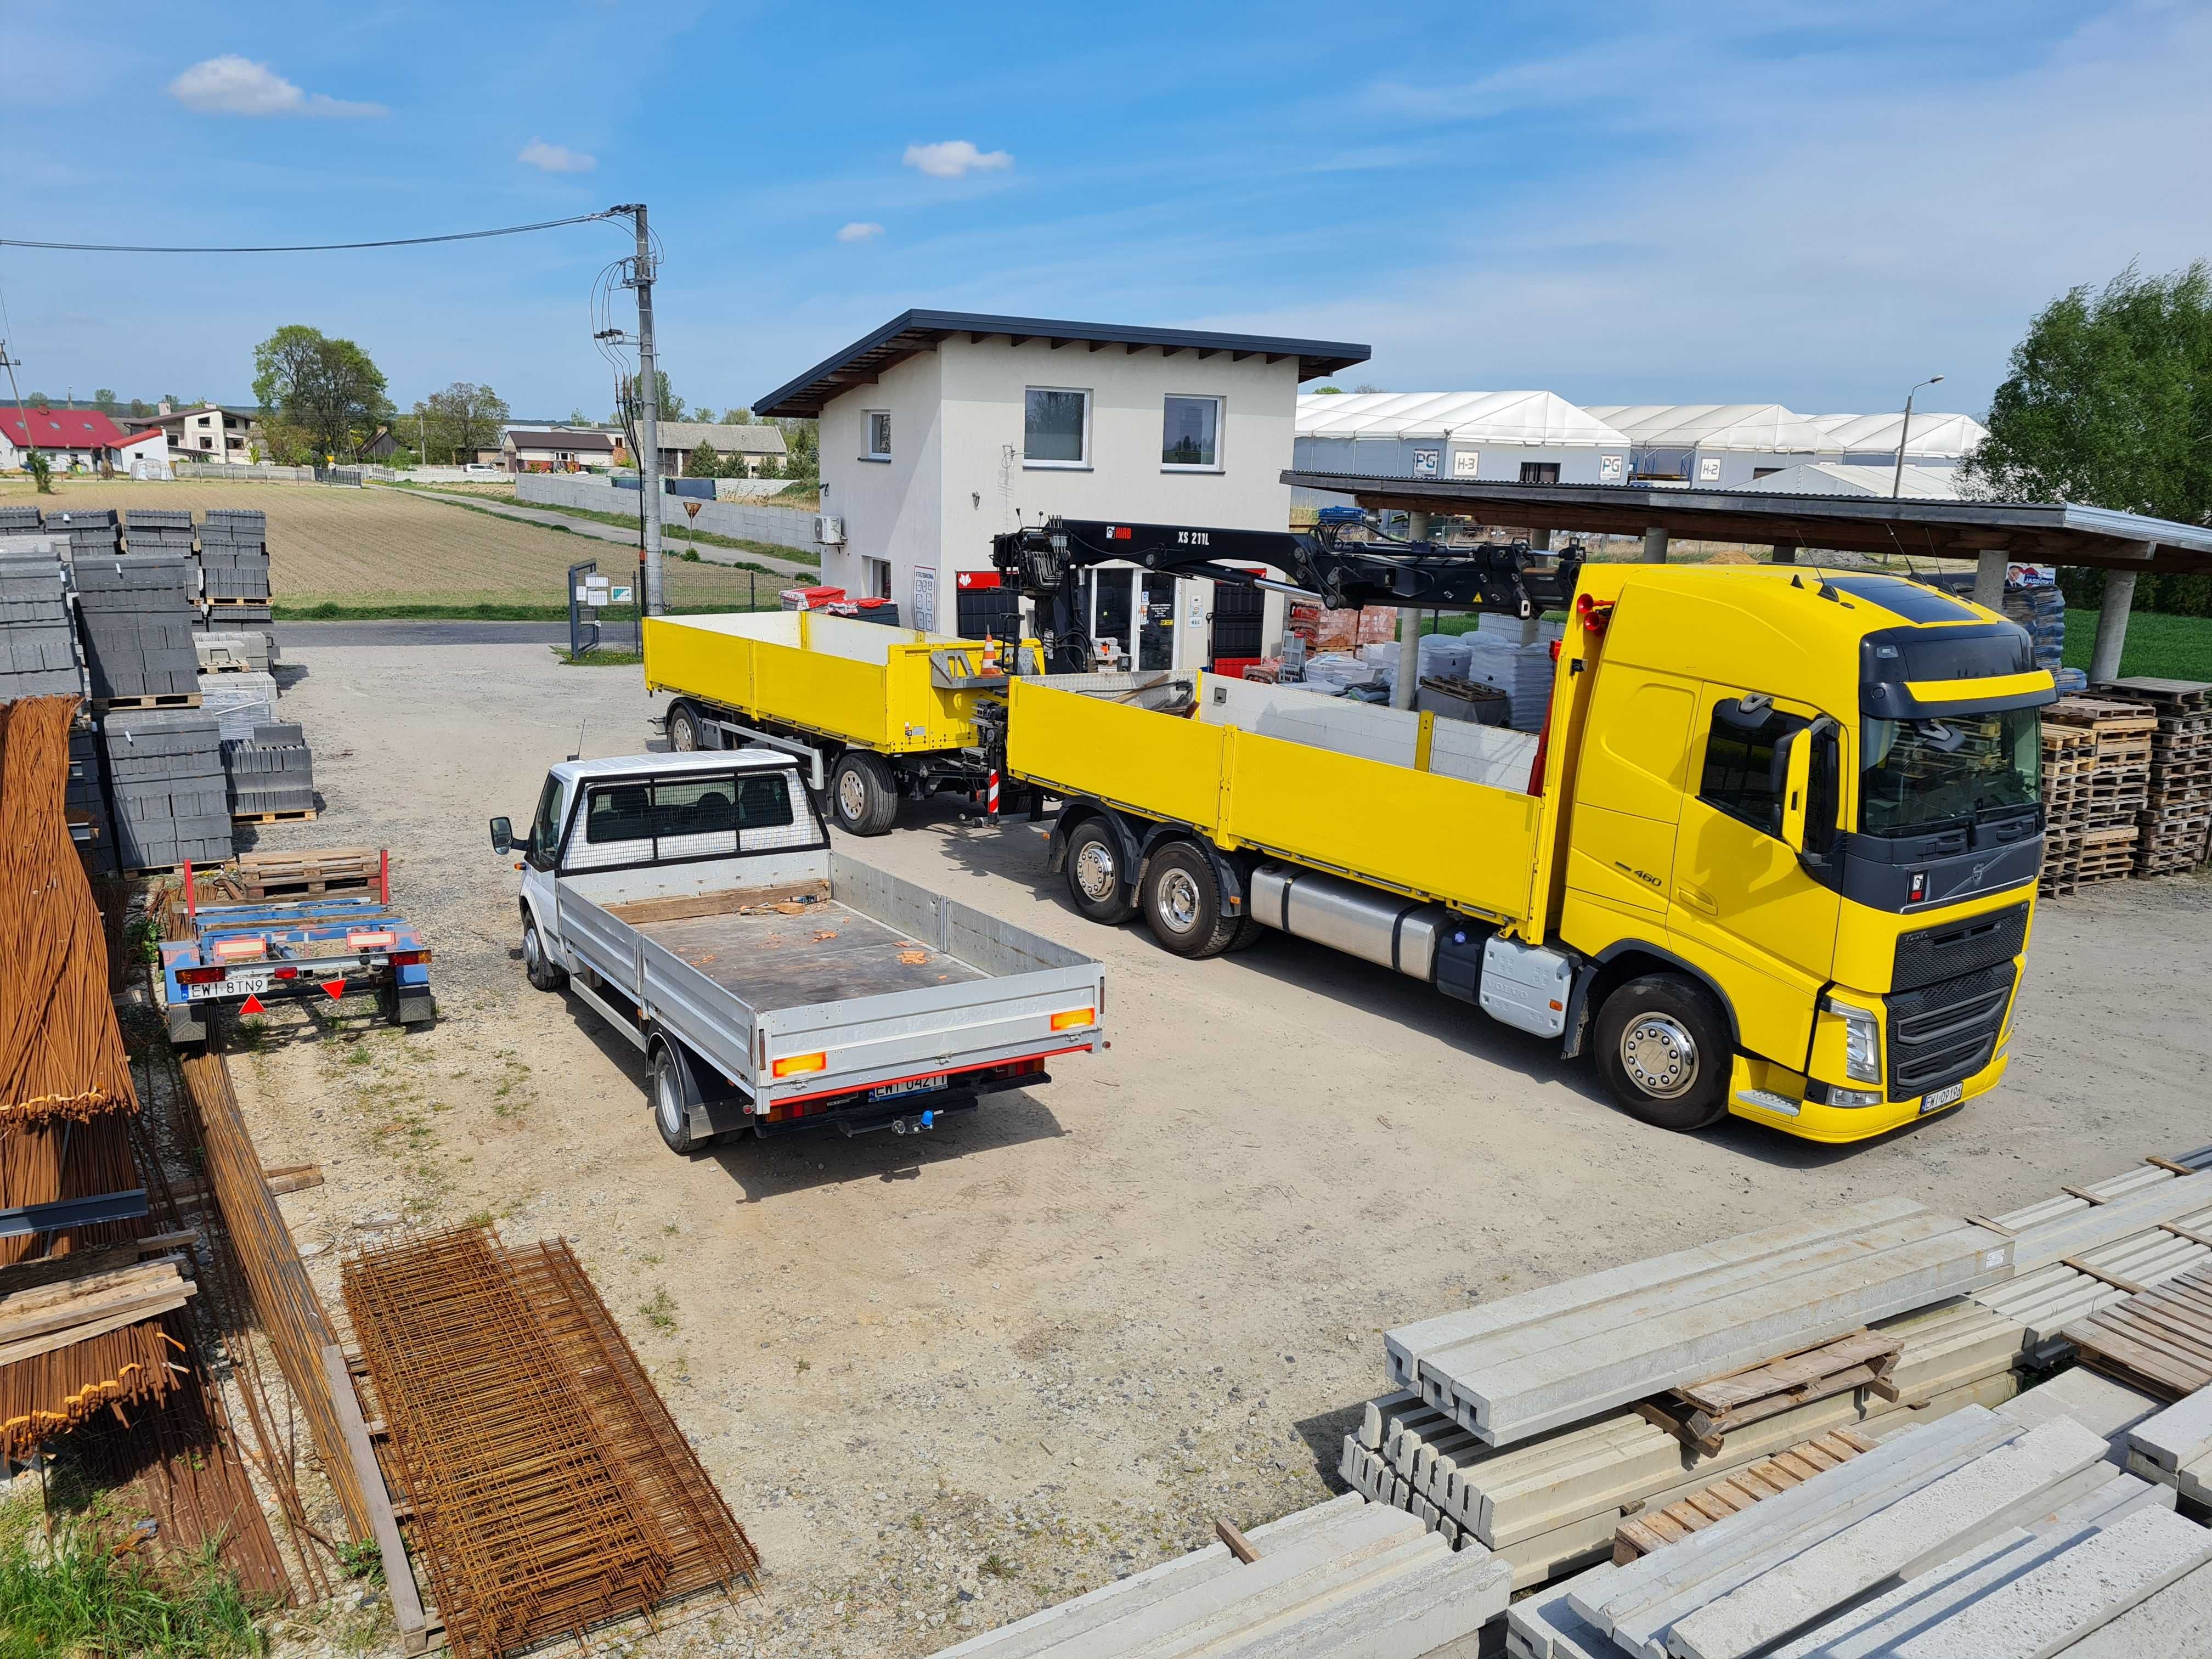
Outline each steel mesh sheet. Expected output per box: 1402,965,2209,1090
343,1227,757,1659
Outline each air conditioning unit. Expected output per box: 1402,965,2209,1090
814,515,845,546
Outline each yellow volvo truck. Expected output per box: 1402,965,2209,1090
981,518,2056,1142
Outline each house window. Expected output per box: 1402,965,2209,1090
200,436,214,450
864,410,891,460
1024,388,1089,466
1161,395,1221,470
1519,461,1560,484
1753,466,1782,479
861,557,892,600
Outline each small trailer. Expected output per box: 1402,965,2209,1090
492,750,1105,1153
161,856,435,1046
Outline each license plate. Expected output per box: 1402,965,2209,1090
870,1075,949,1102
189,973,269,1001
1920,1082,1963,1113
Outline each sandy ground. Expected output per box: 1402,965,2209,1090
228,637,2212,1657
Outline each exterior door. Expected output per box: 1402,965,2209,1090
1669,685,1841,1065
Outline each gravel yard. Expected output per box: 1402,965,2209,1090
233,631,2212,1658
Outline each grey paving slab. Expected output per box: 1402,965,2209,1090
2003,1367,2165,1464
2130,1381,2212,1475
2062,1559,2212,1659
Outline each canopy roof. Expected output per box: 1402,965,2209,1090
1295,391,1629,448
1810,411,1990,456
1580,403,1838,454
1740,462,1961,500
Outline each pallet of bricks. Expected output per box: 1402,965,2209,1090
195,507,273,627
2093,677,2212,877
2040,694,2154,889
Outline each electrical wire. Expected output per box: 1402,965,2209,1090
0,211,622,255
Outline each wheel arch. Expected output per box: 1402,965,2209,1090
1588,941,1742,1051
1134,823,1249,919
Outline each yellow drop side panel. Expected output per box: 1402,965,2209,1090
642,611,999,754
1007,679,1226,830
1007,680,1543,922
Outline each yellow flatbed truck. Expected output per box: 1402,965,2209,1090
986,519,2058,1142
642,609,1037,835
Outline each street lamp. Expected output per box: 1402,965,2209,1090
1892,375,1945,498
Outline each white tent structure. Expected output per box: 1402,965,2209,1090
1294,392,1632,485
1579,403,1841,488
1738,461,1962,500
1810,411,1989,471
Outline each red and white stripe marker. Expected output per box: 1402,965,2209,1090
986,769,1000,819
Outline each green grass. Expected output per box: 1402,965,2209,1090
393,482,817,567
0,1504,268,1659
2063,608,2212,682
551,647,645,667
276,599,781,622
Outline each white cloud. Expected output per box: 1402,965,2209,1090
518,138,596,174
835,221,885,244
902,139,1012,179
167,55,385,118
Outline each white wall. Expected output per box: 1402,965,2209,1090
818,348,943,614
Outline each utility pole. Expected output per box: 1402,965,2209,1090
611,203,666,617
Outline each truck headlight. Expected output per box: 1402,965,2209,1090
1822,996,1882,1085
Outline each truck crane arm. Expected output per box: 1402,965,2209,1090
989,515,1583,672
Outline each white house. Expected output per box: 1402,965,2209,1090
753,310,1368,668
114,428,174,480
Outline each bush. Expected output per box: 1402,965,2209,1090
0,1502,268,1658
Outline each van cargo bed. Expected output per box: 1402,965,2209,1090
631,903,988,1008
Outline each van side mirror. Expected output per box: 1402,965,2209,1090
489,816,514,854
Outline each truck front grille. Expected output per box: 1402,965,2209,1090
1887,961,2016,1098
1892,901,2029,992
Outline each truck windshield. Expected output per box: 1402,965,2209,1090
1860,709,2040,836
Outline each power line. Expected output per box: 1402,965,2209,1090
0,211,618,255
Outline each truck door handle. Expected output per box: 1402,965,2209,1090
1676,884,1717,915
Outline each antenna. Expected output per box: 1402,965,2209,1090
568,718,588,763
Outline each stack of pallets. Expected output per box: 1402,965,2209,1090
2042,696,2158,888
2039,723,2097,896
229,846,380,900
2096,678,2212,876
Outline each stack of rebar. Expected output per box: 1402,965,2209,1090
344,1226,760,1659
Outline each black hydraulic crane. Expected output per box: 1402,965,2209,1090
989,514,1584,673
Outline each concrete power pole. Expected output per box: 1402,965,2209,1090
618,204,667,617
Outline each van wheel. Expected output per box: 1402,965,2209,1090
666,701,706,752
1141,843,1241,959
1064,820,1137,924
651,1045,703,1155
830,752,900,836
1594,974,1731,1131
522,915,567,992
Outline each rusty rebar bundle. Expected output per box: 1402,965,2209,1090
343,1226,760,1659
0,697,136,1127
0,1313,183,1461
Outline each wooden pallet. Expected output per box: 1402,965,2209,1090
92,691,202,710
198,661,253,675
205,595,274,608
2062,1263,2212,1400
231,808,318,825
2094,676,2211,710
1639,1330,1903,1454
2044,695,2160,735
1613,1429,1881,1563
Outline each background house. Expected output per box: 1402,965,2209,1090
128,403,263,464
654,421,787,477
754,309,1367,667
1580,404,1842,486
503,428,616,472
112,427,174,479
1,405,133,471
1294,391,1633,487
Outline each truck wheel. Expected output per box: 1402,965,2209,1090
1064,820,1137,924
1142,843,1240,959
829,752,900,836
651,1045,704,1156
1594,974,1731,1132
522,915,567,992
1226,914,1267,952
665,700,706,752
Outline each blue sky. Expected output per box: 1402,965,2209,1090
5,2,2209,421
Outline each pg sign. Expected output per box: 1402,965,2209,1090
1412,448,1441,478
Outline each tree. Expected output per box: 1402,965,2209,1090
1312,385,1344,395
568,408,588,425
685,439,725,479
1352,382,1384,394
251,324,392,459
25,391,48,410
126,398,151,419
160,393,180,410
92,388,117,413
774,417,819,483
720,407,755,425
414,381,510,465
26,449,52,494
612,370,683,425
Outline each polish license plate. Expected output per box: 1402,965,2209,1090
1920,1082,1963,1113
870,1075,949,1102
189,973,269,1001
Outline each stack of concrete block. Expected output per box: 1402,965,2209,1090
100,709,232,870
0,545,82,699
0,505,42,534
66,723,116,873
123,506,197,554
222,722,315,818
1511,1404,2212,1659
2127,1383,2212,1505
71,555,201,704
196,629,277,673
1345,1297,2028,1590
197,507,272,622
928,1494,1511,1658
1384,1200,2015,1449
41,506,120,558
198,669,278,742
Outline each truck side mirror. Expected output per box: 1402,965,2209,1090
489,816,514,854
1774,730,1813,851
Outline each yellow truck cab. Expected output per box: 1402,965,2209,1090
1528,565,2054,1139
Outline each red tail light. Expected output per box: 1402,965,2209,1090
177,966,226,985
390,949,432,967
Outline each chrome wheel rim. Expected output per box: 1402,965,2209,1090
1621,1014,1699,1099
1158,868,1201,933
1074,840,1117,902
656,1060,683,1138
669,710,697,751
836,768,868,822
